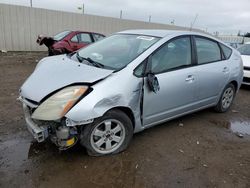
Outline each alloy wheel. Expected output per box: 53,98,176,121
222,87,234,109
90,119,125,154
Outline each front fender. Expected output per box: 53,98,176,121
65,71,143,132
65,91,139,122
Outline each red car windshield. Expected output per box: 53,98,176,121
53,31,71,41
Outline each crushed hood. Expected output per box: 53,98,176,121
20,55,113,102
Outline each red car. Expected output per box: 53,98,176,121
37,30,105,56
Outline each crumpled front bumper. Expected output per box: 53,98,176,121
22,103,48,142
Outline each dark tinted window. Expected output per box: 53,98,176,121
221,44,232,59
238,44,250,55
150,37,191,73
195,37,221,64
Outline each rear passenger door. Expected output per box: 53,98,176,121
193,36,230,106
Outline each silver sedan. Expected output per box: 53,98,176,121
19,30,243,156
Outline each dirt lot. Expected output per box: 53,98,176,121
0,52,250,188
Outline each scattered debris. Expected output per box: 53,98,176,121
84,165,87,169
135,164,138,169
178,123,184,127
35,59,39,63
184,166,195,171
196,141,199,145
179,149,184,153
1,50,7,53
24,169,29,174
231,110,239,113
203,164,208,168
236,132,244,138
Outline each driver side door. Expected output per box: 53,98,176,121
143,36,197,127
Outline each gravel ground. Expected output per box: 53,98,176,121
0,52,250,188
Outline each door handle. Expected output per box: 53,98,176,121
222,67,229,73
185,75,194,82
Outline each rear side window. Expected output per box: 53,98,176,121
220,44,232,59
195,37,221,64
93,34,105,41
78,33,92,43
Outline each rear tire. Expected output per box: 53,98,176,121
80,109,133,156
214,83,235,113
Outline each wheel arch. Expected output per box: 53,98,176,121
229,80,238,91
105,106,135,130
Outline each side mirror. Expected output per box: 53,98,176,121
147,73,160,93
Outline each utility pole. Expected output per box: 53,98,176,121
149,15,151,22
190,14,198,31
30,0,32,7
82,3,84,14
120,10,123,19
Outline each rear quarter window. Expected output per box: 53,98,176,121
220,44,232,59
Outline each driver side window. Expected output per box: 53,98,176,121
150,37,192,74
71,35,78,43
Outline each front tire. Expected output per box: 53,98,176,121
80,110,133,156
214,83,235,113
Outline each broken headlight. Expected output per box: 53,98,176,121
32,86,88,120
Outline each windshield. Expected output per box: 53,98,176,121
76,34,160,70
238,44,250,55
53,31,71,41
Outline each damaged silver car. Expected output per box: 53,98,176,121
19,30,243,156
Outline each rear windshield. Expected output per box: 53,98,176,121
238,44,250,55
53,31,71,41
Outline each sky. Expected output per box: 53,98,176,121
1,0,250,35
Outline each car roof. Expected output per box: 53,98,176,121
118,29,205,38
72,31,105,36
